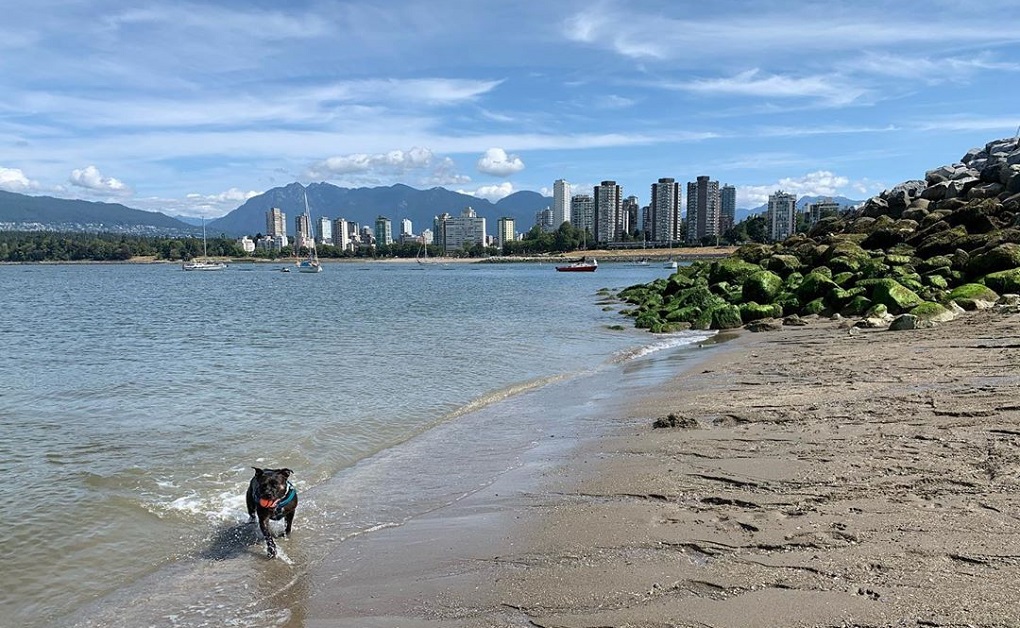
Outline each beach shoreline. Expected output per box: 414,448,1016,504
298,308,1020,627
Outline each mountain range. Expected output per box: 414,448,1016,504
0,184,862,237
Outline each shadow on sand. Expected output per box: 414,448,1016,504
199,520,264,560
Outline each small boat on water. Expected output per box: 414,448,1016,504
182,218,227,271
663,258,678,270
556,258,598,272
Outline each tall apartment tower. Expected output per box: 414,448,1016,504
497,217,516,249
767,191,798,243
332,218,351,251
622,195,639,237
720,184,736,234
399,218,413,239
552,179,571,228
594,180,623,244
317,216,332,245
650,177,681,244
570,194,595,242
439,207,487,252
374,216,393,246
294,212,312,249
807,198,840,225
686,176,720,245
266,207,286,238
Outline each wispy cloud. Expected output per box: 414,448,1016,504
671,69,869,107
460,181,516,201
739,171,855,207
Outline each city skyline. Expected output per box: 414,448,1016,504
1,1,1018,219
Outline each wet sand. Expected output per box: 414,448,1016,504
301,308,1020,627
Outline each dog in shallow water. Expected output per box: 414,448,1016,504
246,467,298,558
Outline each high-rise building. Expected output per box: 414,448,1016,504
535,207,555,232
332,218,351,251
720,184,736,234
686,176,720,245
497,217,516,248
317,216,332,245
623,195,639,237
266,207,286,239
437,207,487,252
552,179,571,228
294,212,312,249
808,198,840,225
767,191,798,242
650,178,681,244
374,216,393,246
594,180,623,244
570,194,595,243
400,218,413,238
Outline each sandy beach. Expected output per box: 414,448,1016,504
300,306,1020,627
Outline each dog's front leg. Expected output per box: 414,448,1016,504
259,516,277,558
284,510,295,537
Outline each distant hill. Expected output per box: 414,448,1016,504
0,190,196,234
208,182,553,237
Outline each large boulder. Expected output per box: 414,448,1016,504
966,243,1020,277
983,267,1020,294
742,270,783,304
861,278,924,313
948,283,1000,310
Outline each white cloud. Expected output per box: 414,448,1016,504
68,165,131,195
462,182,515,201
0,167,38,192
306,147,436,179
476,148,525,177
739,171,852,207
422,157,471,186
183,187,261,216
676,69,868,107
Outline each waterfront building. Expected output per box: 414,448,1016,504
237,236,255,254
570,194,595,241
374,216,393,246
437,207,487,252
768,190,798,243
649,177,681,244
332,218,352,251
686,176,720,245
294,212,312,250
808,198,841,225
594,180,623,244
399,218,413,239
317,216,332,246
266,207,286,239
419,228,434,245
720,184,736,234
497,216,516,249
552,179,571,228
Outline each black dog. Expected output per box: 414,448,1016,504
246,467,298,558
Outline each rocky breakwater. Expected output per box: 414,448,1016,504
618,136,1020,333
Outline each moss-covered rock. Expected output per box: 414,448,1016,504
925,274,949,289
909,301,956,323
797,270,839,302
862,278,924,313
710,304,744,330
708,258,763,285
802,298,827,316
740,302,783,322
967,243,1020,277
763,254,802,276
948,283,1000,309
982,267,1020,294
841,295,873,316
741,270,783,304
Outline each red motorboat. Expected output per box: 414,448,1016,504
555,258,598,272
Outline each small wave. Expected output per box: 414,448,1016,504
609,331,716,364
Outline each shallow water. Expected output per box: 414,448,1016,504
0,261,704,626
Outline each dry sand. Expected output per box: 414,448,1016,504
303,308,1020,628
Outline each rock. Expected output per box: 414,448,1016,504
909,301,956,323
861,278,925,313
948,282,1000,310
742,270,784,304
966,243,1020,277
652,413,698,429
855,317,889,329
783,314,808,326
745,319,783,332
983,267,1020,294
888,314,935,331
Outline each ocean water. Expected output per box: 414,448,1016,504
0,260,710,627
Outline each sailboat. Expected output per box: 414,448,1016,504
182,218,227,271
415,235,428,266
295,191,322,273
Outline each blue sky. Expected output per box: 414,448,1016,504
1,1,1018,217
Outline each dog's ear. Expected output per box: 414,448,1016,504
252,467,263,476
281,468,293,478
